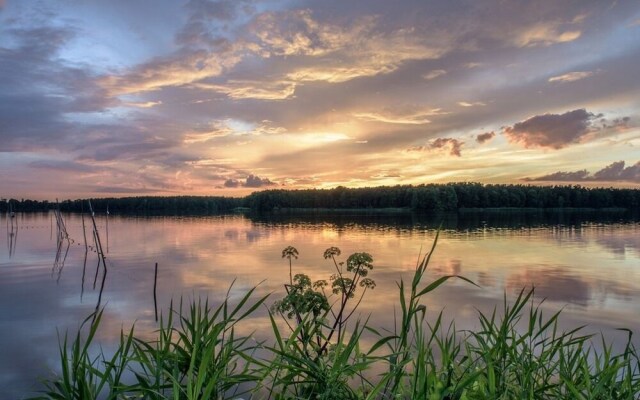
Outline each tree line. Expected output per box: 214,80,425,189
244,183,640,211
0,196,242,214
1,183,639,213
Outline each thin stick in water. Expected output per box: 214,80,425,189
81,202,88,251
153,262,159,322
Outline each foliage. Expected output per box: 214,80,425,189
265,246,378,397
4,182,640,214
31,310,135,400
243,183,640,211
271,246,376,352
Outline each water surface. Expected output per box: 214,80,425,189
1,211,639,398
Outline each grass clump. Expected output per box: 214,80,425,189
31,234,640,399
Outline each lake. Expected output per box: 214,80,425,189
1,210,639,398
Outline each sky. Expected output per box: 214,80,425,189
1,0,639,199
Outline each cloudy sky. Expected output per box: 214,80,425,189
1,0,639,199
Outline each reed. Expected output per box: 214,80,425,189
30,237,640,399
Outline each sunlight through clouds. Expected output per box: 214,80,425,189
1,0,639,197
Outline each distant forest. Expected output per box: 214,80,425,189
1,183,639,214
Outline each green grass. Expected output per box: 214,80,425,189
30,236,640,399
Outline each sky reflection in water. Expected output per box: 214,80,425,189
0,211,639,398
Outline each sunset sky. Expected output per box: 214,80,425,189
1,0,639,199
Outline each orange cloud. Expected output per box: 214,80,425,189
100,49,243,96
254,11,455,83
353,106,447,125
192,80,297,100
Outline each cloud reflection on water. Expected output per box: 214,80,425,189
0,211,638,397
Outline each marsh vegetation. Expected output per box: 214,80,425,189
31,235,640,399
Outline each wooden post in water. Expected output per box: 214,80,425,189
153,262,159,322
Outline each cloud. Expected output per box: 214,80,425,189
76,132,179,162
3,0,640,198
592,161,640,182
100,48,244,96
523,170,590,182
245,174,275,188
250,9,350,57
0,24,112,150
464,62,483,69
523,161,640,183
124,100,163,108
548,71,594,83
353,106,446,125
422,69,447,80
503,109,598,149
183,119,287,144
28,160,99,173
177,0,252,48
458,101,486,107
252,10,455,84
512,21,581,47
100,8,457,97
175,0,255,50
598,116,631,131
224,178,240,188
409,138,464,157
192,80,297,100
224,174,276,188
476,131,496,144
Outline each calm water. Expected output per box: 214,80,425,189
1,211,639,398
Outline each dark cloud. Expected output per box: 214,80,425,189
431,138,463,156
503,109,598,149
245,174,275,188
523,161,640,183
523,170,590,182
177,0,253,48
0,24,111,150
70,119,184,163
475,131,495,144
224,179,240,187
592,161,640,182
407,138,464,156
597,116,631,131
223,174,276,188
28,160,99,173
186,0,239,22
79,139,179,163
433,138,464,156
